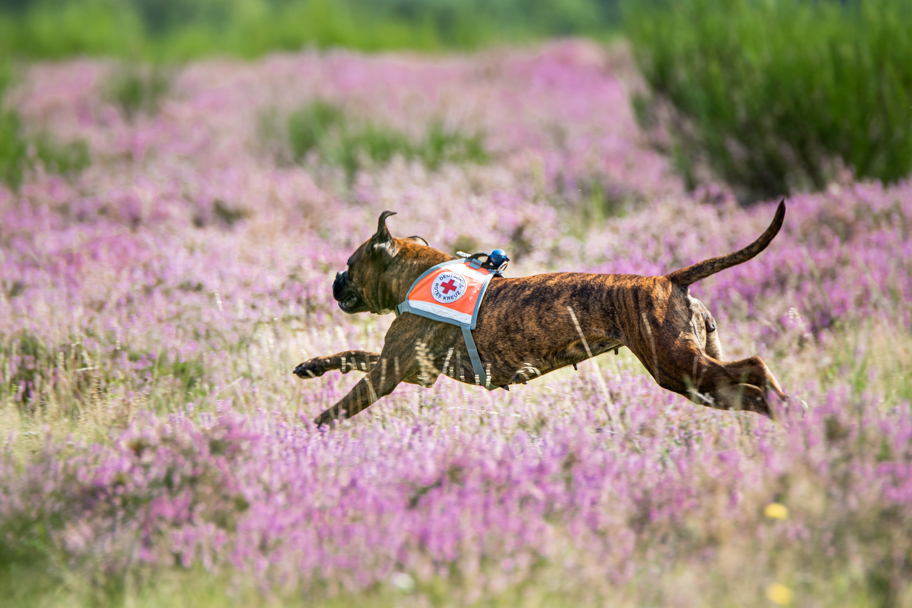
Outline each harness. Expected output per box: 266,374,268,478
395,253,505,389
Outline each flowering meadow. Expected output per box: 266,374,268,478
1,41,911,606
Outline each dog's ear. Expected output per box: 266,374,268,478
404,235,429,247
370,210,397,257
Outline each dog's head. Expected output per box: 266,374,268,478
333,211,430,314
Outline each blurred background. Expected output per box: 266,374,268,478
0,0,621,58
1,0,910,203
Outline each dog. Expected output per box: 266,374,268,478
295,203,788,426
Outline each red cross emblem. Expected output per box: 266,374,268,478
440,279,458,294
430,272,467,303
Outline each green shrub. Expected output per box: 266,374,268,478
288,101,346,163
0,107,28,189
106,63,171,120
625,0,912,202
286,101,488,179
32,135,91,177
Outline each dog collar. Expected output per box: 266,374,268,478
395,258,496,388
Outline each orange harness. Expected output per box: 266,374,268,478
395,258,497,388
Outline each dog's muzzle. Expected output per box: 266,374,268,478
333,271,361,312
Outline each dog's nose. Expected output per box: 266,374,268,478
333,271,347,301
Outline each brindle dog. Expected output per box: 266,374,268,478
296,203,788,426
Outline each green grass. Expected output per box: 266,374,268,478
0,555,905,608
624,0,912,202
0,331,211,453
0,0,622,62
32,135,90,177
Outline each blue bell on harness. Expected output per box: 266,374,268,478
486,248,509,275
459,249,510,275
488,249,509,267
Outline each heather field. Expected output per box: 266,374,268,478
1,41,911,606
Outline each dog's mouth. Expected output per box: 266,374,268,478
339,295,359,312
334,271,364,313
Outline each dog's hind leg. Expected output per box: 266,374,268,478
294,350,380,379
683,303,785,416
686,354,787,418
716,356,786,400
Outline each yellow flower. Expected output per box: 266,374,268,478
764,502,789,520
766,583,794,605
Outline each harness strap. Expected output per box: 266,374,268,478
461,325,488,387
394,300,489,388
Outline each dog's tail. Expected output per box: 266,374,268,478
666,200,785,287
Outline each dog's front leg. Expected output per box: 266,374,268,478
293,350,380,379
312,347,413,427
312,317,439,427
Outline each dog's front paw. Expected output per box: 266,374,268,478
294,357,328,379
